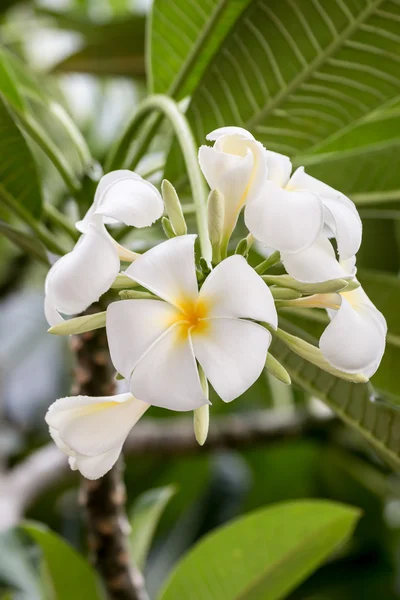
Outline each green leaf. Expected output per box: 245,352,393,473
149,0,252,98
296,106,400,205
270,329,400,471
0,530,43,600
0,220,49,264
21,521,104,600
0,97,43,217
164,0,400,192
130,485,176,570
158,500,360,600
52,15,146,77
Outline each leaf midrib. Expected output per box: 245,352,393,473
246,0,385,130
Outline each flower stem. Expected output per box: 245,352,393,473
44,204,80,243
106,95,212,262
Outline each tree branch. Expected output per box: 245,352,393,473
0,407,333,531
71,312,147,600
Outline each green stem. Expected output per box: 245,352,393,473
16,111,81,196
0,184,67,255
107,95,211,261
44,204,80,243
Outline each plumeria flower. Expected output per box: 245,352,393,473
198,127,267,253
45,393,149,479
199,127,362,260
106,235,278,410
246,150,362,258
44,170,164,326
290,258,387,377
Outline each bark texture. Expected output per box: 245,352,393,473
72,308,148,600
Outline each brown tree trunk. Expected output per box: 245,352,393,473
71,306,148,600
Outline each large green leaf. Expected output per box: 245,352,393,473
129,485,176,570
164,0,400,192
0,220,49,264
0,97,42,216
159,500,360,600
149,0,251,97
22,522,104,600
0,530,43,600
270,332,400,471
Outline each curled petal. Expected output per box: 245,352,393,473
281,235,348,283
199,255,277,327
106,299,180,379
199,144,254,235
130,325,208,411
125,235,199,308
289,167,362,259
320,297,386,376
44,224,119,325
77,170,163,232
245,181,323,253
265,150,292,187
69,445,124,480
206,126,255,141
46,393,149,459
192,318,271,402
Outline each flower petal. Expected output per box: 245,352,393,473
46,392,149,456
199,255,277,327
70,445,123,480
124,235,199,308
206,126,255,141
289,167,362,259
281,235,348,283
244,181,323,253
319,297,386,376
106,299,180,379
95,173,164,228
192,318,271,402
199,144,254,234
44,224,119,325
130,325,208,411
265,150,292,187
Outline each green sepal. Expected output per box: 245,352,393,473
162,216,176,238
265,353,291,385
162,179,187,236
48,311,106,336
119,290,158,300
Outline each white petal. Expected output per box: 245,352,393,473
124,235,199,308
206,127,255,141
199,144,254,235
289,167,362,259
320,297,386,376
265,150,292,187
130,325,208,411
192,318,271,402
77,170,143,232
45,393,149,456
106,299,180,379
199,255,277,327
95,173,164,228
281,235,348,283
72,445,123,480
44,224,119,324
244,181,323,253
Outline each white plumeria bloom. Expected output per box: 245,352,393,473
106,235,277,410
320,258,386,378
198,127,267,251
245,149,362,257
44,170,164,326
292,258,386,378
45,393,149,479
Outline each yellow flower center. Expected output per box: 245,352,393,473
172,297,210,342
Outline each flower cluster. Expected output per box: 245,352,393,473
45,126,386,479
